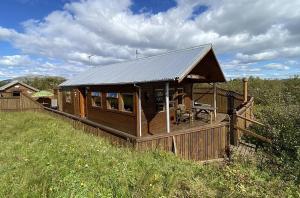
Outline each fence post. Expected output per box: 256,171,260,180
243,78,248,103
231,109,239,146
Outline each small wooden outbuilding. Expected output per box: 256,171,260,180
0,80,39,97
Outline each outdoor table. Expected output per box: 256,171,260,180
192,105,216,124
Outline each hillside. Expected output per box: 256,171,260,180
0,111,298,197
0,75,66,90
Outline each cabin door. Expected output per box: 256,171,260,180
73,89,81,117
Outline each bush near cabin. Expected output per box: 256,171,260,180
0,111,299,197
223,76,300,184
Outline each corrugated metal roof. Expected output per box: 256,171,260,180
0,80,39,92
60,44,215,87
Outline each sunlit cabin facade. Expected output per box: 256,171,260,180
58,45,226,137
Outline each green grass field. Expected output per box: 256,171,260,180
0,111,299,197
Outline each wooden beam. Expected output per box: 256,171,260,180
236,114,265,126
213,83,217,120
234,125,272,144
79,89,85,118
243,78,248,102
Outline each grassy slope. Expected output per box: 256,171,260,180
0,112,298,197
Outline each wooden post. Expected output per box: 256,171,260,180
79,89,85,118
213,83,217,120
231,109,239,146
165,82,170,133
138,87,142,137
243,78,248,103
58,88,63,111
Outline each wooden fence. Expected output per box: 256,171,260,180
233,97,271,145
43,107,229,161
0,94,43,111
136,123,229,161
194,87,271,145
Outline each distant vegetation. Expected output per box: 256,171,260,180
23,76,66,90
222,76,300,184
0,111,299,197
0,75,66,90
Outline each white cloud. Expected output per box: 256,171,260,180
264,63,290,70
0,55,34,66
0,0,299,79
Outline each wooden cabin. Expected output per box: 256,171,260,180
59,45,226,138
0,80,39,97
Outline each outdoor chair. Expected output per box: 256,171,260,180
175,104,193,124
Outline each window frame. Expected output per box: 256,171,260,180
120,93,134,113
91,91,102,108
106,92,119,110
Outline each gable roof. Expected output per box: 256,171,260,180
0,80,39,92
60,44,225,87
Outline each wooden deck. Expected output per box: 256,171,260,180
171,113,228,133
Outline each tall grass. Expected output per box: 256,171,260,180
0,111,299,197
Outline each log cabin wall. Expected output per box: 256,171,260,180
85,85,137,136
140,82,193,135
61,88,76,115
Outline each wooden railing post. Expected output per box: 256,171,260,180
243,78,248,103
231,109,239,146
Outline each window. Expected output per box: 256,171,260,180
12,91,20,96
121,93,134,112
155,89,164,111
65,91,71,103
106,92,119,110
91,91,102,107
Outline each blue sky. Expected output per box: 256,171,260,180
0,0,299,80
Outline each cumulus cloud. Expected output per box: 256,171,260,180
0,55,34,66
264,63,290,70
0,0,299,79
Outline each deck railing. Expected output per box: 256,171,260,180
193,87,246,114
43,106,230,161
194,87,271,145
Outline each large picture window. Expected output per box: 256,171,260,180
65,91,71,103
91,91,102,107
106,92,119,110
121,93,134,112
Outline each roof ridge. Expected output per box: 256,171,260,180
134,43,212,61
95,43,212,68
